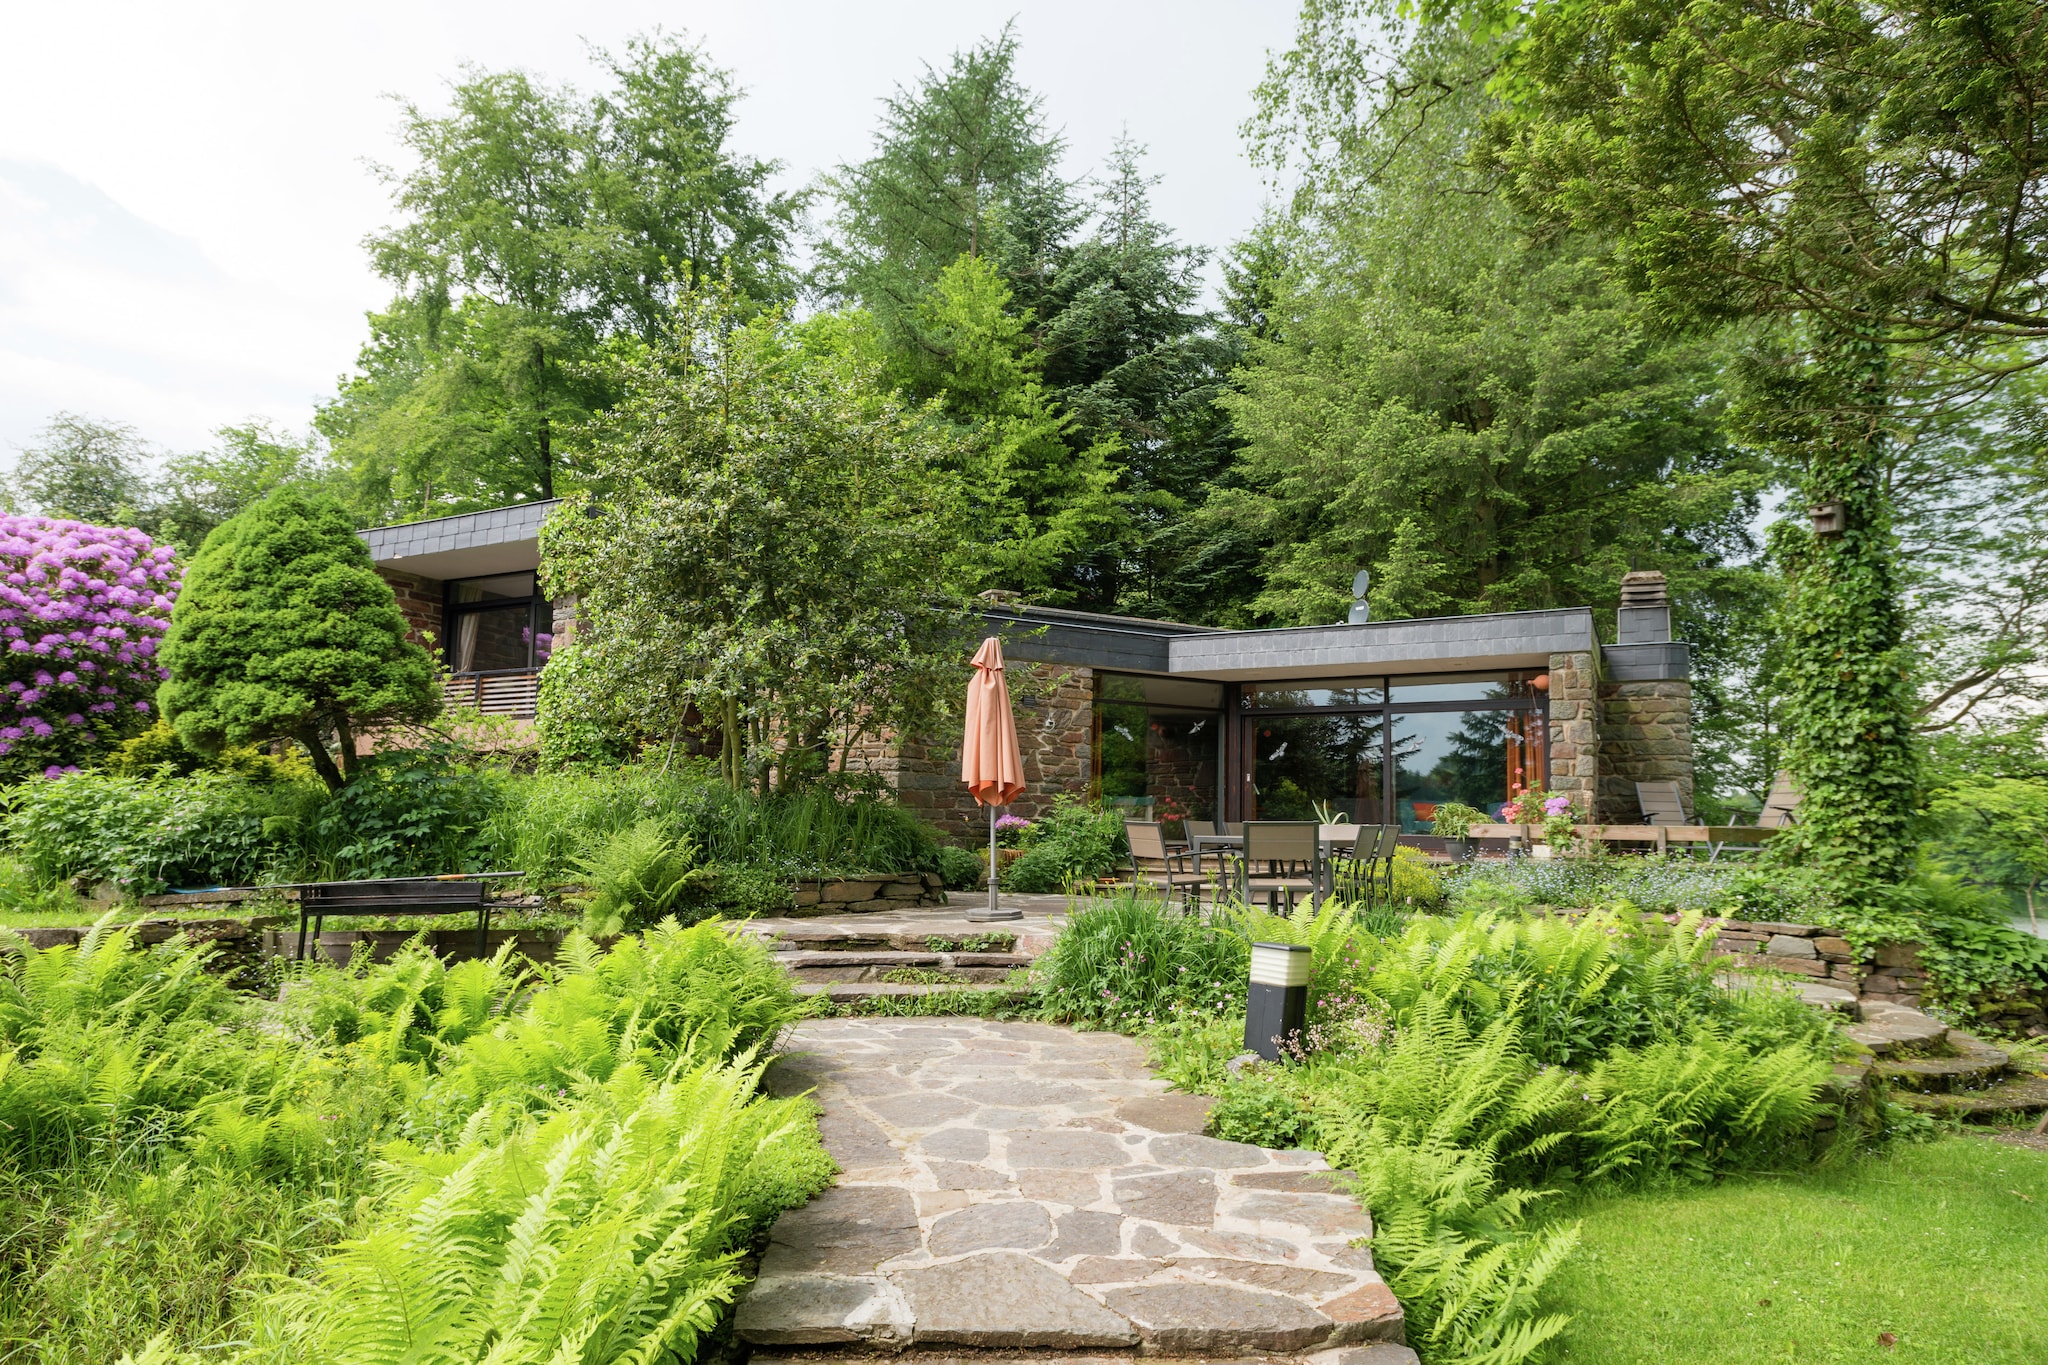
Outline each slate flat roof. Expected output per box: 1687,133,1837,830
1164,608,1601,680
360,504,1682,681
985,604,1612,679
359,500,558,580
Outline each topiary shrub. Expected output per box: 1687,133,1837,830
0,515,179,783
157,489,440,789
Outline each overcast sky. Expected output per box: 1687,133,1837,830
0,1,1300,465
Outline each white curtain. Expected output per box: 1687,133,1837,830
453,613,480,672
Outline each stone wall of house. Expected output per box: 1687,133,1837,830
1596,678,1695,824
379,568,442,654
847,662,1095,846
1545,650,1600,813
548,593,579,654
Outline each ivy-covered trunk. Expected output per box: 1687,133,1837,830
1768,327,1919,899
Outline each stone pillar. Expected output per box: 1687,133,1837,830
1545,649,1600,813
546,593,579,655
1596,570,1696,823
1597,679,1695,823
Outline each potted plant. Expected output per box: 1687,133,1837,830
1431,802,1484,862
1538,793,1579,860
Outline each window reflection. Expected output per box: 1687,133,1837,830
1250,712,1387,822
1391,710,1547,831
1097,698,1220,830
1248,679,1385,709
445,572,551,673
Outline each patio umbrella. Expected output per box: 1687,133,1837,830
961,636,1026,922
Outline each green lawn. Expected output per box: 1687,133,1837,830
1550,1136,2048,1364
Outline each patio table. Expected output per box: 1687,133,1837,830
1191,827,1368,901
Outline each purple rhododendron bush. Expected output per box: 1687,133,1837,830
0,515,179,782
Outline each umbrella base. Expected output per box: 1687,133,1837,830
964,907,1024,922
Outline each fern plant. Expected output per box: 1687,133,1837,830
570,819,710,937
263,1057,824,1365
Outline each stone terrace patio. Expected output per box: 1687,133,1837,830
737,1017,1411,1363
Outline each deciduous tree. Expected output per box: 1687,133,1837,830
321,33,798,522
538,285,972,791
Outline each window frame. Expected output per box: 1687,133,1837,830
441,572,552,675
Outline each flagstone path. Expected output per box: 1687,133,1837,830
738,1017,1412,1364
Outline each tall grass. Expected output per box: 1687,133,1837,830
484,765,939,885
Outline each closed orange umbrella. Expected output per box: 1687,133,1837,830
961,636,1025,920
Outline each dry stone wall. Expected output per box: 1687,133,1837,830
791,873,949,915
1711,918,2046,1033
1710,918,1864,992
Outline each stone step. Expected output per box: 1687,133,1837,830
789,965,1021,986
756,927,1030,955
770,948,1033,987
1873,1032,2011,1093
1843,1008,1949,1055
776,950,1033,969
1719,973,1857,1011
1893,1073,2048,1118
793,981,1032,1003
752,1348,1420,1365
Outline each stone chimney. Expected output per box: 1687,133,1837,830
1616,570,1670,644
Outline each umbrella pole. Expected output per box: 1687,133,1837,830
969,799,1021,922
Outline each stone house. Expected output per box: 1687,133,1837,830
361,504,1695,841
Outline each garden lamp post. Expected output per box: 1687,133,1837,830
1246,942,1311,1061
960,637,1025,923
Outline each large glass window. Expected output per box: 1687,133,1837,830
1248,678,1386,709
1389,674,1524,703
1233,670,1548,828
1094,674,1223,827
1250,712,1386,822
445,572,552,674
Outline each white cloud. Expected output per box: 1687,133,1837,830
0,1,1298,458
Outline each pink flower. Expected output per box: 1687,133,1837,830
0,514,178,771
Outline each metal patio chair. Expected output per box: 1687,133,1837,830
1239,820,1324,913
1333,825,1400,906
1124,820,1209,911
1710,772,1803,861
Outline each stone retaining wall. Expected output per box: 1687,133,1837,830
791,873,949,914
1708,918,2047,1034
7,916,278,982
264,927,578,967
1710,918,1864,992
